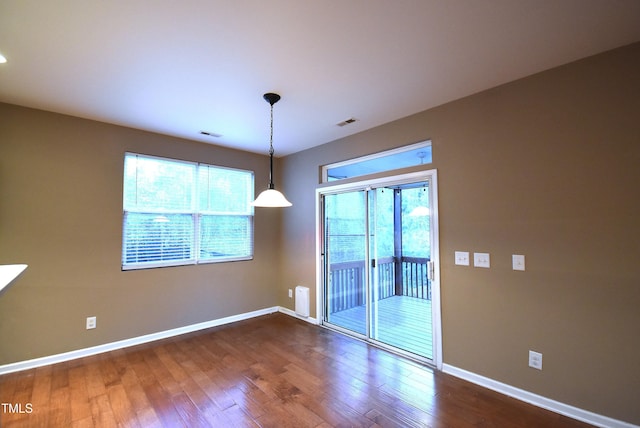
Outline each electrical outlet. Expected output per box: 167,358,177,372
528,350,542,370
288,289,293,298
86,316,96,330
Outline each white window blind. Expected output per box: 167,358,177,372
122,153,254,270
197,164,254,261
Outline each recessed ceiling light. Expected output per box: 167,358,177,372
0,53,7,64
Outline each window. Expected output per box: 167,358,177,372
122,153,254,270
322,140,432,182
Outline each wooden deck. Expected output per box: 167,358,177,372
327,295,433,359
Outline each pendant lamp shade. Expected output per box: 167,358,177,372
253,188,292,207
252,92,292,207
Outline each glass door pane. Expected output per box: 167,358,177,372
369,184,434,360
323,191,367,335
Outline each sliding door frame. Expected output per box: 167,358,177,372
315,169,442,369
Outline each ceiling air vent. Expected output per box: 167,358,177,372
336,117,357,127
200,131,222,138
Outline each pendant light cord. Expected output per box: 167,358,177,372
269,103,275,157
262,92,281,191
268,103,275,189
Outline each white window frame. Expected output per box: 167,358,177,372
122,152,254,270
322,140,432,182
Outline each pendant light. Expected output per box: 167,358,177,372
252,92,292,207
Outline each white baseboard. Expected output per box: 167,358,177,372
442,364,638,428
278,306,319,325
0,306,279,375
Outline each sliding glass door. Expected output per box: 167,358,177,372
320,171,440,365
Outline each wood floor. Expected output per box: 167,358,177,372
0,313,593,428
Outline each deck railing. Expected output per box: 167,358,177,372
328,257,430,313
328,260,366,312
402,256,431,300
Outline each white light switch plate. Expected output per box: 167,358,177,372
474,252,490,268
513,254,525,271
454,251,470,266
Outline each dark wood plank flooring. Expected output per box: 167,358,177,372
0,313,593,427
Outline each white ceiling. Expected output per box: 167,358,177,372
1,1,639,156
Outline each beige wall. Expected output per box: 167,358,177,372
0,104,282,364
2,42,639,425
278,43,640,424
